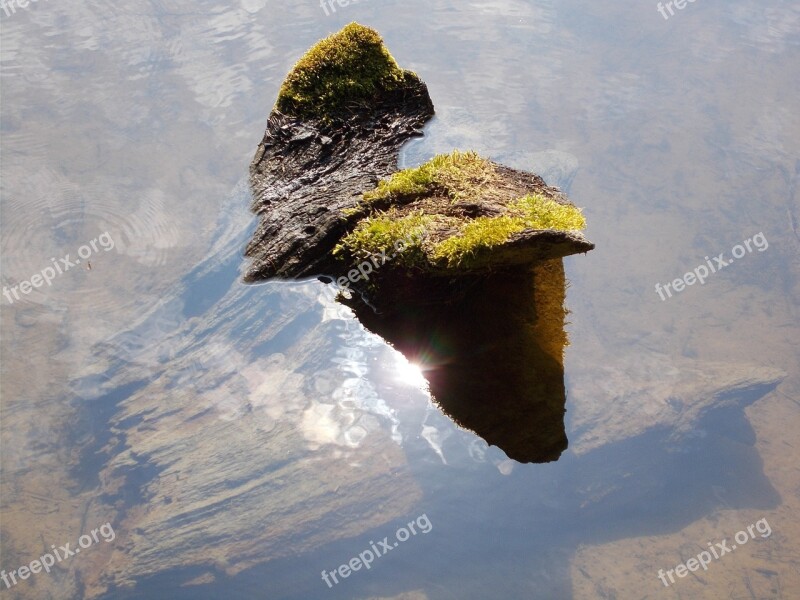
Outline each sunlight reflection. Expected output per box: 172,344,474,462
394,354,430,392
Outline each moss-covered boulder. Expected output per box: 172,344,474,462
245,23,593,287
243,24,597,462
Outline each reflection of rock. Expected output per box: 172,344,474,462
343,259,569,463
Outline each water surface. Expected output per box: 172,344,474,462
1,1,798,598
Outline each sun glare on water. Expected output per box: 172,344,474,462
394,355,429,391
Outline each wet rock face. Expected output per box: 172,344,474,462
245,81,434,281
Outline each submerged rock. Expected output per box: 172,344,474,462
569,353,787,455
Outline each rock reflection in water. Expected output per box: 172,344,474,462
342,258,569,463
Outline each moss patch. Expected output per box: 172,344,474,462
433,194,586,266
275,23,415,119
432,215,523,265
511,194,586,230
363,150,497,204
333,210,436,264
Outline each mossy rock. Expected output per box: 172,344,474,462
245,25,591,284
334,151,592,272
275,23,422,120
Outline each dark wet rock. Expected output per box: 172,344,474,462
246,92,434,280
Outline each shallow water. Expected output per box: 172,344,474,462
1,0,798,599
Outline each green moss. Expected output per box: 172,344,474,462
363,150,496,204
511,194,586,231
433,194,586,266
339,150,586,270
275,23,414,119
432,215,522,265
333,211,436,264
362,162,434,203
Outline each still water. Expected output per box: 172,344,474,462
1,0,798,598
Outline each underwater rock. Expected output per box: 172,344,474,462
569,354,787,455
79,290,425,597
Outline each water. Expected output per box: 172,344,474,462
1,1,798,599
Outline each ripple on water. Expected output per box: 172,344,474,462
1,166,183,311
